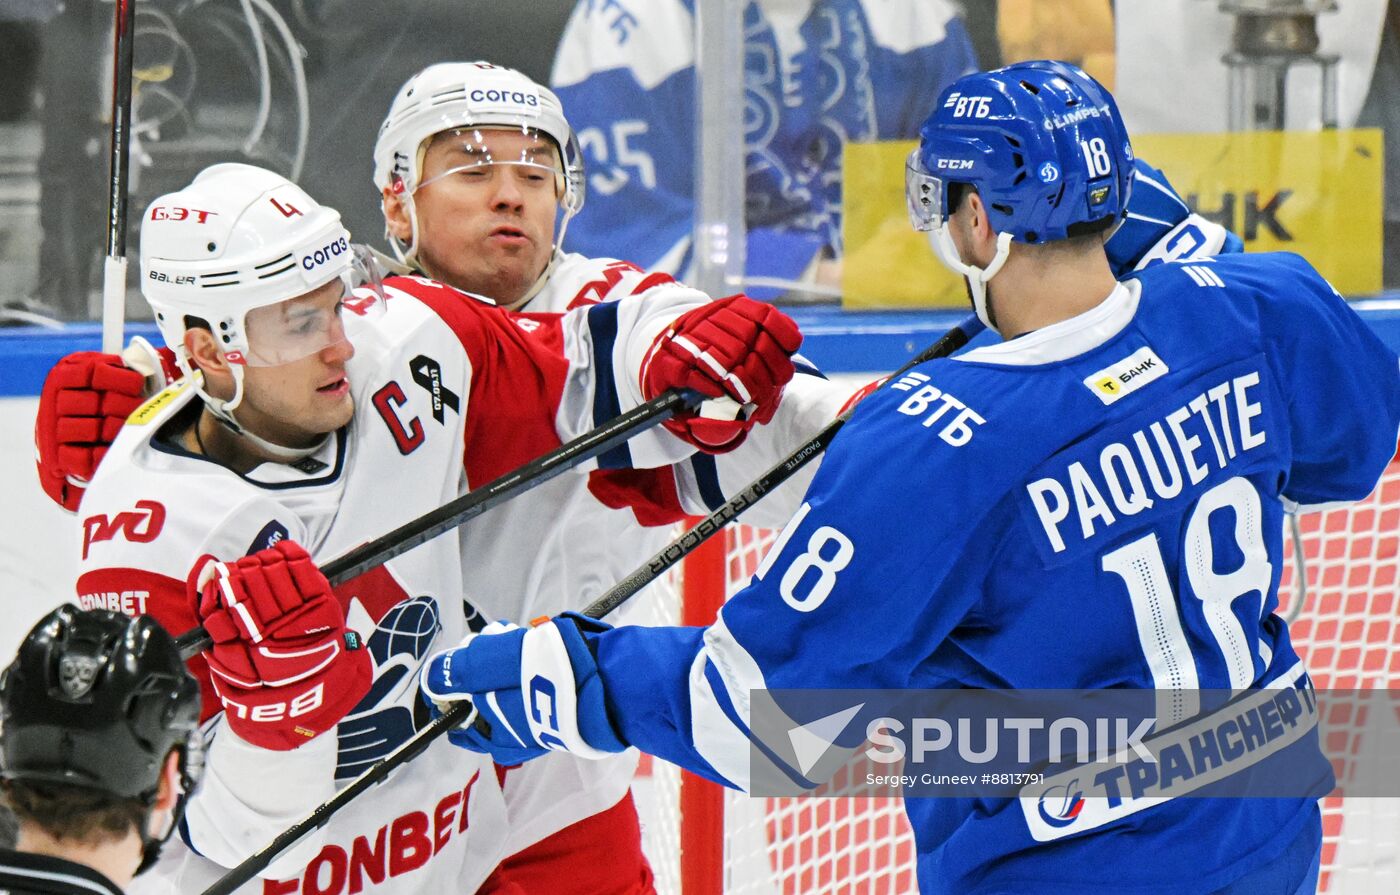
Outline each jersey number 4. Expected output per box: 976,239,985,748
1102,476,1274,720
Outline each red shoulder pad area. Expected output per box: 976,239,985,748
382,275,569,488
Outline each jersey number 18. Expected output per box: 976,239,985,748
1102,476,1274,721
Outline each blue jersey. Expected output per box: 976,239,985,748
586,252,1400,892
551,0,977,282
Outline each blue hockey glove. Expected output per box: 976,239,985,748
1106,159,1243,276
419,614,627,765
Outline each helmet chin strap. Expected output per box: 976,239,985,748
930,228,1014,330
134,795,182,877
191,368,326,463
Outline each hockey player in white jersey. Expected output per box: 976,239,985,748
74,163,801,895
422,60,1400,894
35,61,845,893
369,60,858,889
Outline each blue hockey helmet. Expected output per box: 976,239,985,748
906,60,1134,327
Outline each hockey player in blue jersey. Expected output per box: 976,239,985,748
422,60,1400,892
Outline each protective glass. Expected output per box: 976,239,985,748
415,127,566,197
904,149,946,232
239,244,386,366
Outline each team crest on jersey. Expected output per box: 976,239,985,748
81,500,166,559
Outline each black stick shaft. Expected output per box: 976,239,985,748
107,0,135,260
582,315,983,620
198,701,472,895
175,387,701,660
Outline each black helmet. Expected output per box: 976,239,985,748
0,605,203,804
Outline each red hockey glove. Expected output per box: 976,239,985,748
642,296,802,453
188,541,371,751
35,352,148,512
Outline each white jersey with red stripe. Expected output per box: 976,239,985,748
75,272,709,895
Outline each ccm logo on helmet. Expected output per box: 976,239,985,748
301,236,349,271
936,159,975,171
469,88,539,107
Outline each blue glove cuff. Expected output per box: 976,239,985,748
551,613,628,755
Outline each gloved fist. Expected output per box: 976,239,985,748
642,296,802,453
35,352,147,511
34,339,179,512
420,614,626,765
188,540,370,751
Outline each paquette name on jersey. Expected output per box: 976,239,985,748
1024,358,1273,559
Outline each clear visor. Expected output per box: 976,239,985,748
415,127,566,196
905,149,946,232
239,244,386,367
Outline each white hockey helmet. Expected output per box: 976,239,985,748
373,61,584,205
140,163,381,438
372,62,586,272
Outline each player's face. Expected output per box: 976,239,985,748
235,280,356,446
406,128,562,305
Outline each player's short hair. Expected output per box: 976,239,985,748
946,182,1110,262
2,777,152,845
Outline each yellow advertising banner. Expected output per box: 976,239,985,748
840,129,1383,308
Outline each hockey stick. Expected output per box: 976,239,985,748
174,386,704,660
582,314,984,620
102,0,138,354
196,316,981,895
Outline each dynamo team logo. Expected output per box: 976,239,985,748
1036,779,1086,829
1039,161,1061,183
